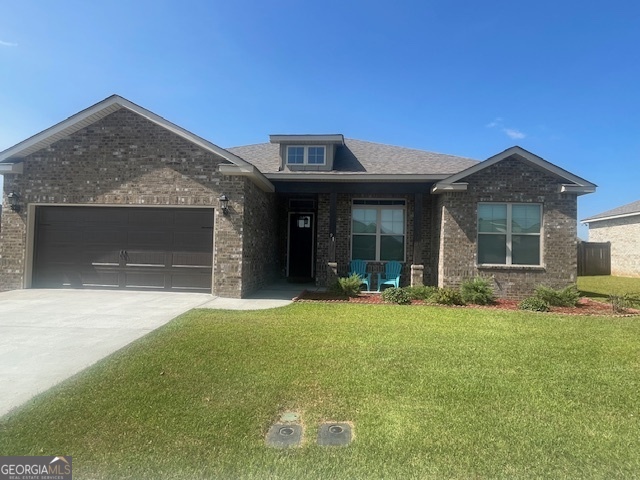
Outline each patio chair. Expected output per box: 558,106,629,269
377,261,402,292
348,259,371,291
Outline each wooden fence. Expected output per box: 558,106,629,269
578,241,611,276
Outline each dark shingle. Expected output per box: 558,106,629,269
227,138,478,176
583,199,640,222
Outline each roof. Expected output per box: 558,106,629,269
432,146,596,195
0,94,274,192
582,199,640,223
227,138,479,179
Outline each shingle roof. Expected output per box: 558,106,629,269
227,138,478,176
582,199,640,223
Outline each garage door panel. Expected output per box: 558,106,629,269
34,207,214,292
125,272,166,288
127,230,172,247
85,248,121,266
83,230,126,246
125,251,166,267
81,270,120,288
170,273,212,290
173,231,214,250
174,210,213,227
172,252,213,268
128,210,174,226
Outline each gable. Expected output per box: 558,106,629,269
0,95,274,192
432,146,596,195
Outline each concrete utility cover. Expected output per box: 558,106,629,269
280,412,300,422
317,423,353,446
266,424,303,448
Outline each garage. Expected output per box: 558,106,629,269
32,206,214,292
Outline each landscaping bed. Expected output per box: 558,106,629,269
295,290,639,315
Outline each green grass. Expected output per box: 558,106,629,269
1,303,639,479
578,275,640,302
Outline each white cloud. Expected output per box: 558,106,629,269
503,128,526,140
0,40,18,47
485,117,503,128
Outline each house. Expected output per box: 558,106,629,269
0,95,596,298
582,199,640,277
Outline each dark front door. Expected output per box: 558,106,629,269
33,206,213,292
288,213,314,280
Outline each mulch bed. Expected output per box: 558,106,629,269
294,291,639,316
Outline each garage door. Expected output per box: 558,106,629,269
33,207,214,292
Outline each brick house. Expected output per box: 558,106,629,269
0,95,596,298
582,199,640,277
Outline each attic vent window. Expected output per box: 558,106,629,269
287,146,326,165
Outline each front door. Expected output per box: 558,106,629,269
288,213,315,280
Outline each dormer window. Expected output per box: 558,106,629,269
286,146,326,165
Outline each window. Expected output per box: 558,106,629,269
477,203,542,266
352,200,405,261
286,145,326,165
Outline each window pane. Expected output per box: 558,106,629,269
478,234,507,264
512,205,541,233
352,209,377,233
287,146,304,164
478,204,507,233
380,235,404,261
307,146,325,164
512,235,540,265
381,209,404,234
352,235,376,260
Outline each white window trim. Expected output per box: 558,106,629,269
286,145,326,165
477,202,543,267
351,199,406,262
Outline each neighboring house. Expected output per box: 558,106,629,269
582,199,640,277
0,95,596,298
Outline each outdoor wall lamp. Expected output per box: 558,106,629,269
7,192,21,213
218,194,229,215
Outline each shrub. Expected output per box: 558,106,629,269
460,277,495,305
518,297,550,312
432,287,464,306
404,285,438,301
534,285,580,307
381,287,412,305
329,274,363,297
608,293,640,313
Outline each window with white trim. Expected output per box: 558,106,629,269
286,145,326,165
477,203,542,265
351,200,405,261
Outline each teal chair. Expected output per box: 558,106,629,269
349,259,371,291
377,261,402,291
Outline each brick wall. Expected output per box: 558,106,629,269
0,107,262,297
437,157,579,299
588,216,640,277
316,192,419,289
239,180,278,296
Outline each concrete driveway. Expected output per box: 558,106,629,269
0,289,213,418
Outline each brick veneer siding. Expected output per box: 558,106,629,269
316,192,419,289
0,107,265,297
239,180,278,296
588,216,640,277
437,157,579,299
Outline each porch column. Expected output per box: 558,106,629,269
411,192,424,286
329,192,337,262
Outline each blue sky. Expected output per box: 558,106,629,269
1,0,639,238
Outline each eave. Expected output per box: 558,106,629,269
431,146,597,195
0,94,275,192
263,173,450,182
581,211,640,224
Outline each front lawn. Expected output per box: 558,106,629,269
1,304,639,479
578,275,640,302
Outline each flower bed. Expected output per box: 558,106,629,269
294,291,639,316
